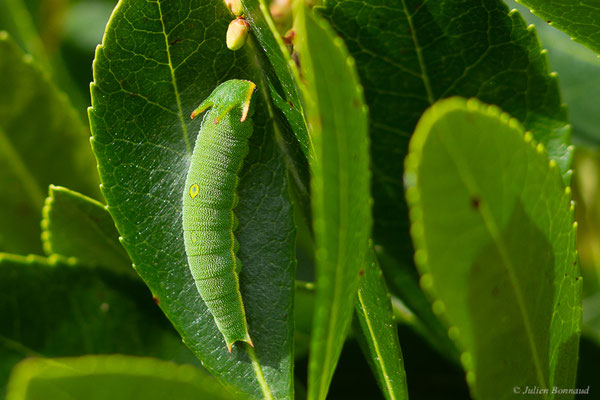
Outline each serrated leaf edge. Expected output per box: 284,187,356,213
403,97,579,393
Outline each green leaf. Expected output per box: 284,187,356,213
293,5,371,400
0,32,99,255
405,97,582,399
41,185,133,277
353,247,408,400
88,1,296,398
537,33,600,147
6,355,242,400
0,0,93,117
505,0,600,147
320,0,572,284
242,0,311,218
0,254,199,390
0,0,48,64
242,0,310,157
514,0,600,55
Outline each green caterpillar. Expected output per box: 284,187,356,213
183,79,256,351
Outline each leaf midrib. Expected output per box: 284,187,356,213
157,1,191,154
400,0,435,105
356,289,399,400
437,127,549,397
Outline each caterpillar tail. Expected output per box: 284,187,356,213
226,331,254,353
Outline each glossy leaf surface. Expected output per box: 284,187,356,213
354,248,408,400
293,5,371,400
515,0,600,55
505,0,600,147
88,1,296,398
320,0,572,283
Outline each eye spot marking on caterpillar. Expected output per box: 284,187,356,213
190,184,199,199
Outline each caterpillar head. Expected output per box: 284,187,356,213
190,80,256,123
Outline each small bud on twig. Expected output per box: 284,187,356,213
225,0,243,16
227,17,250,51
